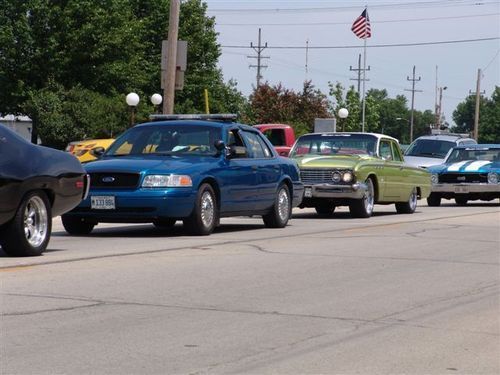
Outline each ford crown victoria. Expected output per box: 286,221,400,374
62,114,304,235
290,132,431,218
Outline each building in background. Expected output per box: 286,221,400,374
0,114,38,142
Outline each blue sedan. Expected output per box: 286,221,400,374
427,144,500,206
62,114,304,235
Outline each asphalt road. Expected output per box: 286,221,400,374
1,202,499,374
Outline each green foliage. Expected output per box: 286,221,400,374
0,0,245,145
452,87,499,143
248,81,331,136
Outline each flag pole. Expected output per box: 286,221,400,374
361,36,367,133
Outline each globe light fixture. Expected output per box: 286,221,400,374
126,92,140,127
151,94,163,106
338,108,349,132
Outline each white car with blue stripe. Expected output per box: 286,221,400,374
426,144,500,206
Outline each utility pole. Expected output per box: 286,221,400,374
248,28,269,88
436,86,447,130
404,65,422,143
471,68,483,141
349,53,370,94
163,0,180,114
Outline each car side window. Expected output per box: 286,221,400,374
379,140,392,160
227,129,248,159
241,130,268,158
254,132,274,158
391,142,403,162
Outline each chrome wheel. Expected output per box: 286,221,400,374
363,179,375,215
23,195,49,248
277,187,290,222
409,189,418,211
200,190,215,228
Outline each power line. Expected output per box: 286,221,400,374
216,12,500,26
221,37,499,49
208,0,499,13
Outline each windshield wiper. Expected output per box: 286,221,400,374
411,152,443,158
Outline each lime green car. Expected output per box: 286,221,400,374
290,132,431,218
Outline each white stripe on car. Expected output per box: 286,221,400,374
447,161,470,171
464,161,491,171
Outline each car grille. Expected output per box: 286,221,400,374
438,173,487,183
300,169,351,185
89,172,141,188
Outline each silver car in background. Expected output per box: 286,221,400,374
404,134,476,169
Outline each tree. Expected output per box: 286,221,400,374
0,0,246,145
248,81,331,136
452,87,499,143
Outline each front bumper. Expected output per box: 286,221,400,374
64,188,196,222
303,182,368,199
432,183,500,194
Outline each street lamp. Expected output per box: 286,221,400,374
338,108,348,132
126,92,140,127
150,94,163,113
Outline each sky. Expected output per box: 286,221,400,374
204,0,500,128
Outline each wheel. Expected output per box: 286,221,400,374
455,197,468,206
153,218,176,228
349,178,375,218
183,183,218,235
427,193,441,207
263,184,291,228
315,204,336,216
0,191,52,256
396,187,418,214
61,215,95,235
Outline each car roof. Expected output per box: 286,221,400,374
452,144,500,149
133,119,256,132
300,132,399,143
412,134,475,142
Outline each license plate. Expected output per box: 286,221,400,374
91,196,115,210
454,186,469,194
304,187,313,198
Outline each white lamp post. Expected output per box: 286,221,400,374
338,108,348,132
150,94,163,113
126,92,140,127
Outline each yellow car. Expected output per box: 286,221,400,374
65,138,115,163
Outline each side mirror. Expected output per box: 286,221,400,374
214,140,226,151
90,147,106,158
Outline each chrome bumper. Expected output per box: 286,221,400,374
432,183,500,194
304,182,367,199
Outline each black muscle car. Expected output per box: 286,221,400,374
0,124,89,256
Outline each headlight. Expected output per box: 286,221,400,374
487,172,499,184
342,171,353,183
431,173,439,184
142,174,192,188
332,171,342,183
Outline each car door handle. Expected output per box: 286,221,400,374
251,165,258,171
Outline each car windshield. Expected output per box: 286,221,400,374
405,139,455,158
446,147,500,163
105,124,222,157
289,133,377,157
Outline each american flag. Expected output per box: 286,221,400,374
351,9,371,39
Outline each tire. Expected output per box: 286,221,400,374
427,193,441,207
396,187,418,214
153,218,176,228
0,191,52,256
455,197,468,206
263,184,291,228
349,178,375,218
315,204,336,216
183,183,218,235
61,215,95,235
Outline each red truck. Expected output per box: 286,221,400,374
254,124,296,157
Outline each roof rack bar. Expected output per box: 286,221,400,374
149,114,238,122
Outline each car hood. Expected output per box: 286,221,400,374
83,155,217,175
428,160,500,174
404,155,445,168
293,154,375,169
